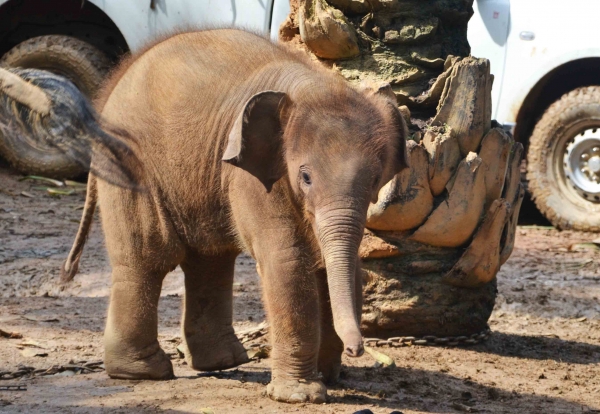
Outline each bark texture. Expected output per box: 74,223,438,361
281,0,523,338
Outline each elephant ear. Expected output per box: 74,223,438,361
370,85,409,187
372,83,397,106
360,82,409,175
222,91,289,192
387,101,409,175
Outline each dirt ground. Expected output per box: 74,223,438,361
1,163,599,414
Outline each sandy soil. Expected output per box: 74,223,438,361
1,164,599,414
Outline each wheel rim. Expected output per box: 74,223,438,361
563,128,600,202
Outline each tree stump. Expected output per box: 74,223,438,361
359,236,498,338
281,1,523,338
356,57,522,337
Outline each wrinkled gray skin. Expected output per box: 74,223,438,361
61,29,407,404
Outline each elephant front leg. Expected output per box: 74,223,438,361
316,270,343,384
259,250,326,404
104,265,174,380
179,252,249,371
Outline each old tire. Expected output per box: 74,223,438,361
527,86,600,231
0,35,110,178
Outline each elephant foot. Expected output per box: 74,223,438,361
318,354,342,385
184,331,249,371
105,341,174,380
267,378,327,403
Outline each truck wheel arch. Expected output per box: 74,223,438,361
514,57,600,149
0,0,129,62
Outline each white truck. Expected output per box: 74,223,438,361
0,0,599,231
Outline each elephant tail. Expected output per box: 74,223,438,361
0,67,146,282
60,175,98,283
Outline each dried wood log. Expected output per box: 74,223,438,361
366,142,432,231
433,57,492,156
501,184,525,265
409,153,486,247
502,142,524,202
422,125,461,196
410,59,454,107
479,127,512,209
356,54,520,337
442,199,511,288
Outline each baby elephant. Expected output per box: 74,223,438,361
57,29,407,403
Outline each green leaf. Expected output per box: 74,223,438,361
47,188,75,196
19,175,64,187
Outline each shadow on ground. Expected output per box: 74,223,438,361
475,331,600,364
3,362,597,414
330,363,598,413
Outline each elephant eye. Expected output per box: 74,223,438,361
301,171,312,186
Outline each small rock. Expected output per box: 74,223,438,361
176,344,185,358
353,410,374,414
22,314,59,323
461,391,473,400
17,340,44,349
359,231,400,259
538,373,546,379
20,348,47,358
246,347,270,360
487,388,500,400
398,105,411,125
451,402,478,412
0,328,22,339
383,17,439,44
54,370,75,377
568,243,600,252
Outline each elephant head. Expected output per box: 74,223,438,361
223,82,408,357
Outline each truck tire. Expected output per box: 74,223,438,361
527,86,600,232
0,35,110,178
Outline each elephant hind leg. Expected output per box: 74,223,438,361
99,183,184,380
104,264,174,380
179,251,249,371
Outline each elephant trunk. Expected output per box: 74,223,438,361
316,202,366,357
